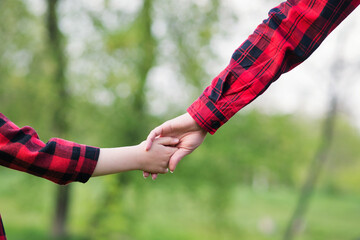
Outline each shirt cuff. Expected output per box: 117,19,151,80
47,138,100,185
187,94,229,135
72,144,100,184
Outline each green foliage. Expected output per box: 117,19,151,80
3,177,360,240
0,0,57,139
163,112,317,190
1,0,360,239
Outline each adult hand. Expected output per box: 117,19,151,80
143,113,207,179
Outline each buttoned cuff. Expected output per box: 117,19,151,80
187,94,228,135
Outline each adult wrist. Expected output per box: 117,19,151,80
187,94,228,134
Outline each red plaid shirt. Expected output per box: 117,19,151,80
0,113,99,239
188,0,359,134
0,215,5,240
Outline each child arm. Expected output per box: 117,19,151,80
92,137,178,177
0,113,99,185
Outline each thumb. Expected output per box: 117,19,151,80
145,125,163,151
155,137,179,146
169,148,190,173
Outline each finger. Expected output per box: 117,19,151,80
151,173,158,180
145,126,163,151
154,137,179,146
169,149,190,173
160,168,169,174
143,171,150,178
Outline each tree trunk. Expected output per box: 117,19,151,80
90,0,157,235
52,185,71,238
283,36,347,240
283,94,337,240
46,0,70,238
132,0,156,114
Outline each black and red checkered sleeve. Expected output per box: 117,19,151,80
0,113,99,185
188,0,359,134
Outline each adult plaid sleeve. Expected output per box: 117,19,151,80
188,0,359,134
0,113,99,185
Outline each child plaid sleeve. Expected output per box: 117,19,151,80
188,0,359,134
0,215,5,240
0,113,99,185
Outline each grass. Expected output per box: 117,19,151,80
1,170,360,240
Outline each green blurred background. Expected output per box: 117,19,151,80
1,0,360,239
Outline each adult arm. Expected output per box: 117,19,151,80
188,0,359,134
146,0,359,174
0,112,99,185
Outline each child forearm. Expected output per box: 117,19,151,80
92,138,178,177
92,146,140,177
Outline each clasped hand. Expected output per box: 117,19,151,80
144,113,207,180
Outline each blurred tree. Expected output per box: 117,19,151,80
0,0,53,125
62,0,224,237
283,32,350,240
83,1,158,237
2,0,360,239
46,0,71,238
283,80,338,240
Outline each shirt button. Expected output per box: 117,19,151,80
211,120,220,129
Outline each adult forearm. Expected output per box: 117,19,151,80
188,0,359,134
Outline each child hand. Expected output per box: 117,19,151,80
93,137,178,178
137,137,179,174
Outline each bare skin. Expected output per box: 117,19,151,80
144,113,207,179
93,137,179,177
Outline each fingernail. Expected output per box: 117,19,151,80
170,170,174,173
